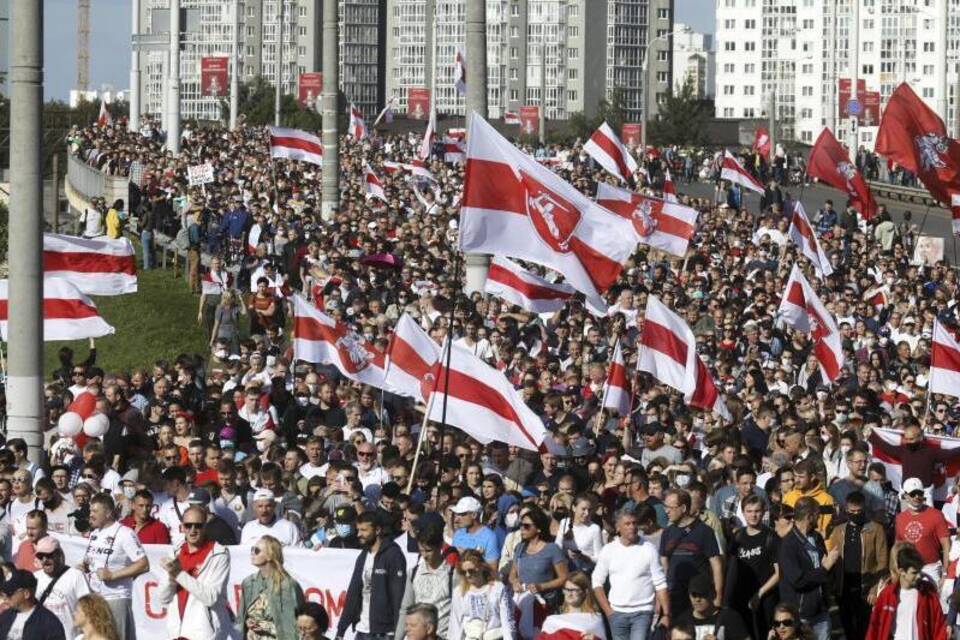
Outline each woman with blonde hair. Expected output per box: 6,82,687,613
209,287,246,354
448,549,514,640
539,572,607,640
238,535,305,639
73,593,120,640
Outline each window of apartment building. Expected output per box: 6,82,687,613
510,89,519,101
657,50,669,61
298,65,305,74
299,6,307,17
568,4,579,17
657,71,669,83
801,86,813,96
723,63,735,73
725,42,735,51
744,63,755,73
862,64,873,74
744,19,756,29
864,19,873,29
511,3,520,17
246,26,255,37
924,42,935,52
247,5,255,17
923,87,934,98
510,26,518,38
568,68,578,79
299,26,307,36
744,86,754,95
863,42,873,52
724,19,735,29
723,0,735,7
744,108,755,117
568,47,578,59
802,19,814,29
801,108,813,118
923,64,935,75
246,45,255,56
510,46,518,59
723,85,734,95
567,90,578,101
298,46,306,56
658,8,669,19
744,42,755,51
510,67,518,80
801,63,813,74
657,29,668,38
568,26,579,37
723,107,735,117
801,131,812,143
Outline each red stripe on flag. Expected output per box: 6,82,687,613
271,136,323,154
568,237,624,293
640,320,688,366
0,298,100,321
608,360,628,389
487,263,573,301
44,251,136,275
590,130,631,179
933,341,960,374
597,199,696,239
389,335,435,380
689,358,719,411
786,281,806,307
462,159,526,213
293,316,334,341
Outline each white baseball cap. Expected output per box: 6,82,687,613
902,477,924,495
450,496,482,515
252,488,276,503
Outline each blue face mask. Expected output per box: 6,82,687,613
335,523,354,538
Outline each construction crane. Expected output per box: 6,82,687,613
77,0,90,91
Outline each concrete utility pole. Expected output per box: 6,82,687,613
936,0,949,126
539,38,546,145
8,0,45,463
768,65,776,164
129,0,141,132
847,0,859,156
274,0,283,127
641,42,654,150
320,0,339,221
167,0,181,155
230,0,240,130
464,0,489,295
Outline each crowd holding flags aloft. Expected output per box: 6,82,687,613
777,265,844,383
349,103,368,140
483,257,575,314
363,163,387,201
787,202,834,278
583,121,638,183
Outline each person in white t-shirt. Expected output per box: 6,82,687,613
33,536,89,640
157,466,194,547
78,493,149,640
240,488,301,547
7,469,39,556
299,436,328,482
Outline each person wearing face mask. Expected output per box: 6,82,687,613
895,478,951,586
869,421,960,506
324,505,361,549
827,491,888,640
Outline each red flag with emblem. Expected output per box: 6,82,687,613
807,128,877,220
752,127,771,157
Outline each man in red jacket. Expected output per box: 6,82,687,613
866,545,947,640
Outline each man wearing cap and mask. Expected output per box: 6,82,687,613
674,573,750,640
240,488,302,546
451,496,499,570
640,423,682,467
0,568,66,639
327,505,361,549
894,477,950,585
33,536,89,640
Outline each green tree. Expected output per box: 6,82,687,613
550,88,629,144
648,76,710,147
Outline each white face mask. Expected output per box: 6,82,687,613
122,486,136,499
256,440,269,452
504,512,519,528
675,474,691,488
840,444,852,455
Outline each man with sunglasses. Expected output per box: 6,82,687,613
895,477,950,586
156,505,233,639
33,537,89,640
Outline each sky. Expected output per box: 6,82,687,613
39,0,715,102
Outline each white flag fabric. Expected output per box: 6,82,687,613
602,340,631,416
420,108,436,160
384,313,442,403
349,103,368,140
777,264,844,382
0,277,115,341
720,150,764,194
364,163,387,201
595,183,698,258
637,295,730,419
583,122,639,183
269,127,323,166
443,135,466,163
788,202,834,278
483,257,574,314
201,269,234,296
870,426,960,497
383,160,436,183
43,233,138,296
663,169,678,203
459,113,636,312
931,320,960,398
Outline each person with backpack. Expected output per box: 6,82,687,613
395,521,455,639
32,537,89,640
724,494,779,640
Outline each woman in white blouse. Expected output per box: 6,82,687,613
448,549,515,640
555,495,604,572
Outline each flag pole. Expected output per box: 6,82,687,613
406,390,438,495
917,203,932,239
438,252,463,444
594,338,618,433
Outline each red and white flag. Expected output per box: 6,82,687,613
662,169,678,203
384,313,442,403
870,427,960,496
539,612,608,640
246,222,263,255
97,100,112,127
637,295,731,419
454,46,466,95
583,122,639,183
373,95,398,127
442,135,466,163
43,233,137,296
788,202,834,278
459,113,636,312
483,257,575,314
364,163,387,201
292,295,397,391
931,320,960,398
269,127,323,166
0,278,115,341
419,108,436,160
504,111,521,125
349,103,367,140
721,150,764,194
807,127,877,219
602,340,631,416
383,160,436,182
752,126,772,158
595,183,697,258
777,264,844,383
201,269,234,296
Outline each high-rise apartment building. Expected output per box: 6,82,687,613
385,0,673,123
671,23,713,99
714,0,959,149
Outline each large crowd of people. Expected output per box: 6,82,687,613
3,113,956,640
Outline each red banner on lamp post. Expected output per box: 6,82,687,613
621,123,642,147
298,72,323,108
407,88,431,120
200,57,229,98
519,106,540,136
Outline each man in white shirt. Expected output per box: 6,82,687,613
299,436,328,482
454,321,494,362
157,466,193,547
240,488,301,547
354,441,388,489
79,493,149,640
7,469,39,556
33,536,89,640
592,509,671,638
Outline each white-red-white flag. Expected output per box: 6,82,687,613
382,160,436,183
583,122,639,183
292,294,398,391
420,108,436,160
364,163,387,201
459,113,636,312
246,222,263,255
602,340,631,416
384,313,442,403
789,202,834,278
201,269,234,296
442,135,465,163
43,233,137,296
97,100,112,127
637,295,730,419
504,111,521,125
539,612,609,640
663,169,678,203
349,103,367,140
721,150,764,194
269,127,323,166
931,320,960,398
483,257,575,314
373,95,398,127
454,47,466,95
869,427,960,496
777,264,844,383
595,183,697,258
0,278,115,341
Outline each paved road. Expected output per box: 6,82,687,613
676,178,959,264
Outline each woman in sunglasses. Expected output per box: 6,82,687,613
448,549,515,640
771,603,810,640
238,535,305,640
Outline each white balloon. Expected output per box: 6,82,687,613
82,413,110,438
57,412,83,437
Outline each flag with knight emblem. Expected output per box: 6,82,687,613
807,128,877,219
595,183,698,258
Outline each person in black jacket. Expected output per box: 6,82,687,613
777,497,841,640
0,568,66,640
336,511,407,640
